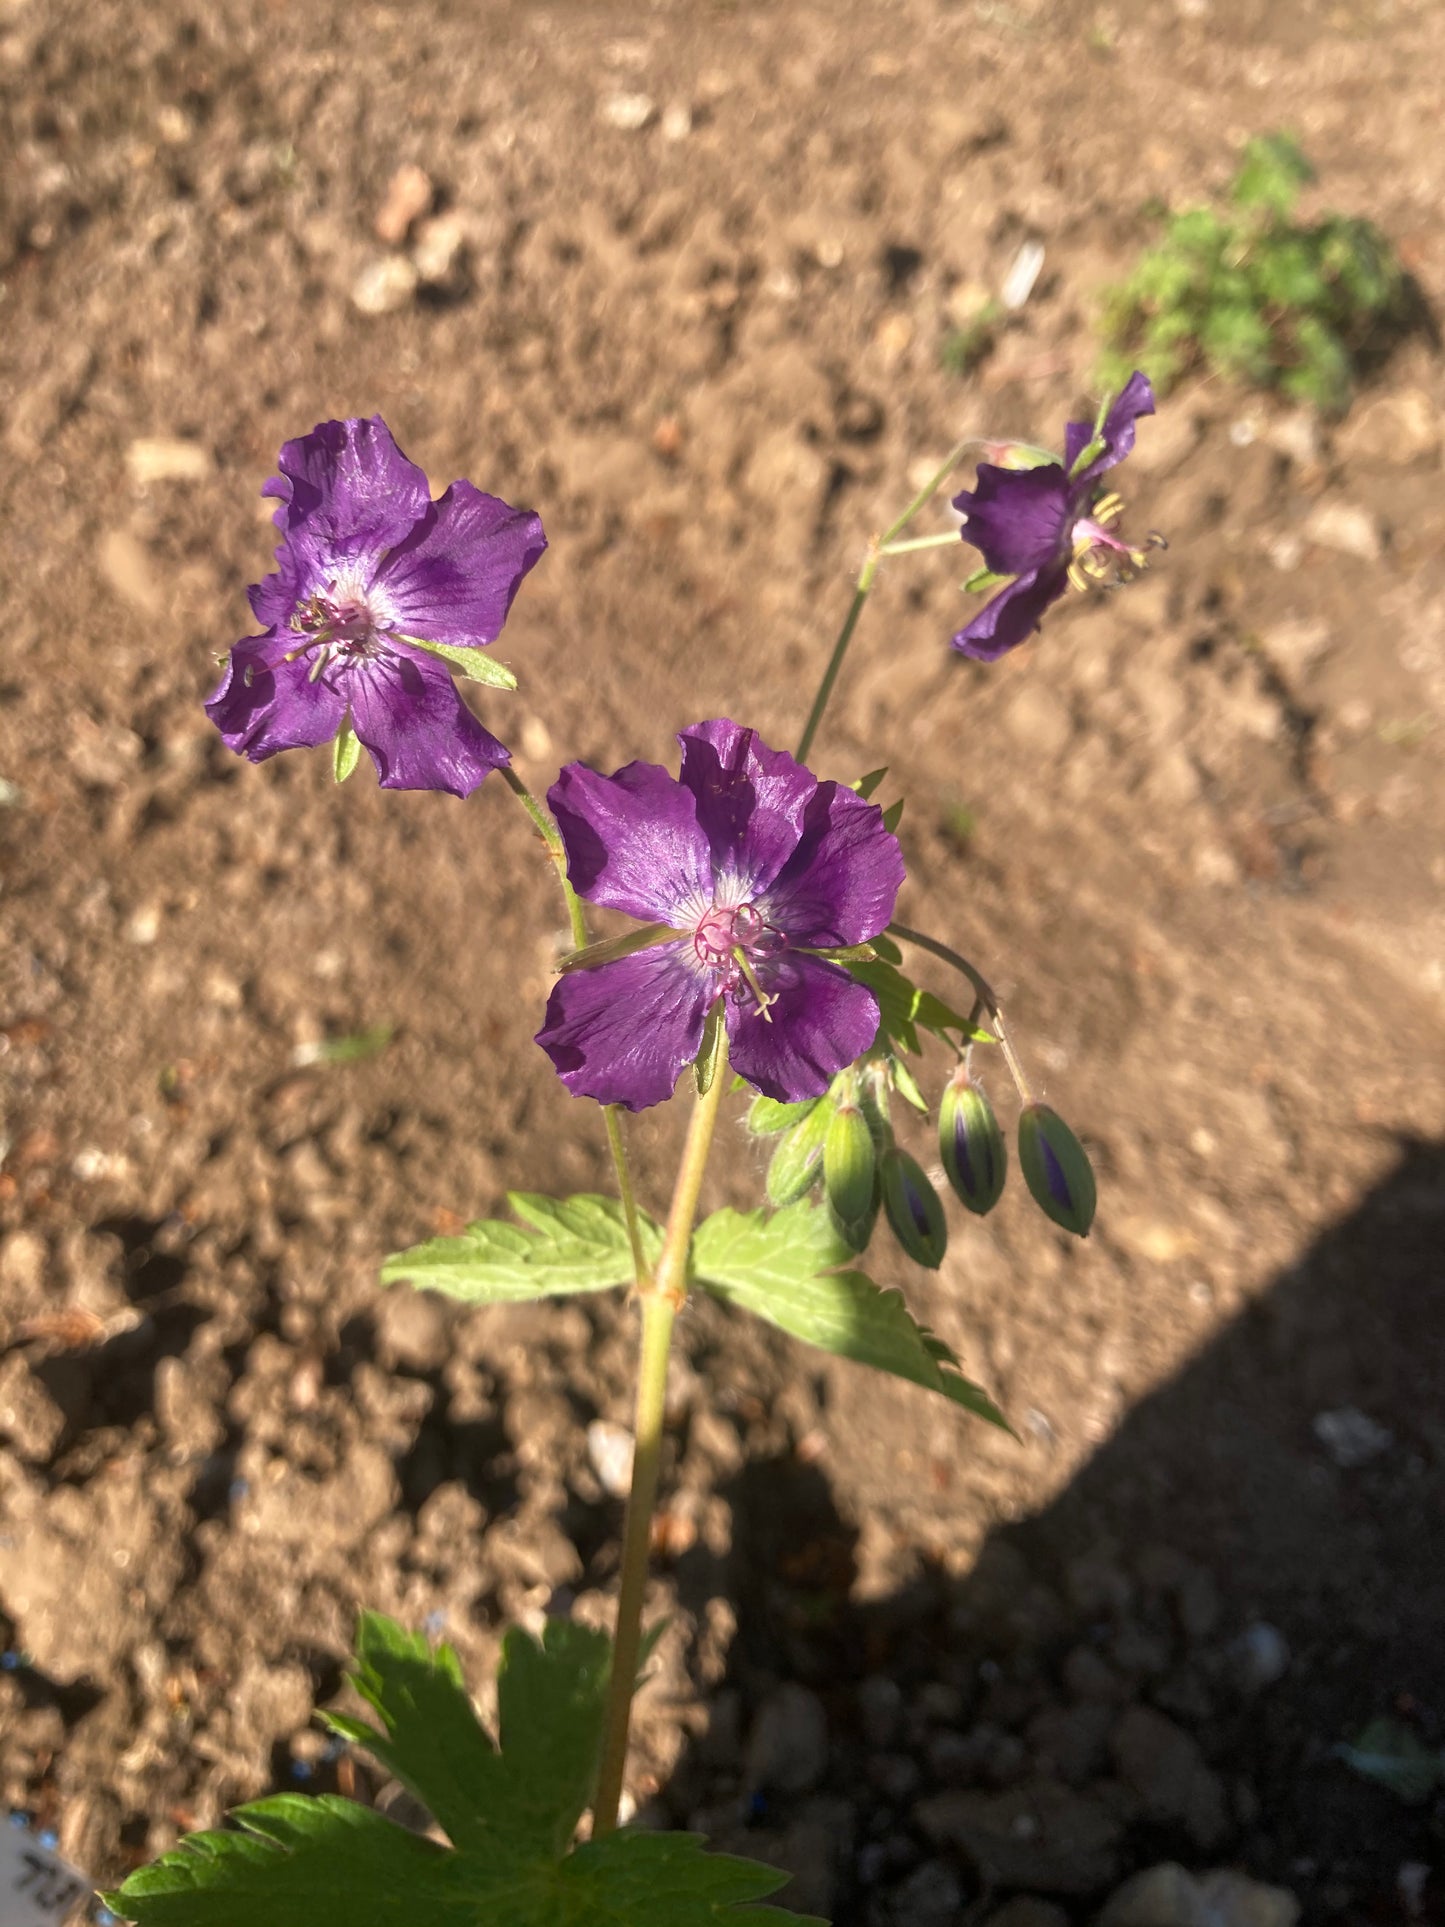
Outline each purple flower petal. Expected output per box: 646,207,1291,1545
205,633,347,761
726,956,880,1103
950,565,1067,660
551,760,715,922
952,463,1071,577
761,784,905,947
1064,371,1155,489
267,416,430,554
376,481,547,650
536,942,712,1111
676,719,818,897
349,643,509,797
246,418,432,627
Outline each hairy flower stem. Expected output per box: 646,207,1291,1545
592,1030,731,1836
796,437,976,765
888,920,1036,1105
501,764,649,1282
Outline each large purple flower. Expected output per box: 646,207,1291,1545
206,417,546,796
951,371,1156,661
536,721,906,1110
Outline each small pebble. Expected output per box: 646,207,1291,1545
586,1418,635,1498
601,92,656,131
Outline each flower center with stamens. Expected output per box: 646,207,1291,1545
1067,491,1157,594
692,901,786,1016
287,585,388,669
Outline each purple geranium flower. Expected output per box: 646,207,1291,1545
536,720,906,1110
951,371,1157,661
206,417,546,796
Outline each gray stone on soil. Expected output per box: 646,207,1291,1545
1109,1706,1229,1849
987,1899,1071,1927
0,1353,68,1461
885,1857,963,1926
745,1682,829,1795
1228,1621,1291,1693
857,1673,904,1749
914,1781,1125,1893
1099,1862,1300,1927
373,1286,451,1374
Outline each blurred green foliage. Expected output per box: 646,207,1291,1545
1098,134,1409,414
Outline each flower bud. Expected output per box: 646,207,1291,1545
1017,1103,1096,1236
939,1075,1007,1216
824,1102,878,1230
765,1096,832,1208
881,1148,948,1269
828,1191,879,1256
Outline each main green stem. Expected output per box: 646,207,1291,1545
795,436,976,766
592,1032,731,1835
501,765,650,1282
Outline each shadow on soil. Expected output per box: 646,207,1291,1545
664,1135,1445,1924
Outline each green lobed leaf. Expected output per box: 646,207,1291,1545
403,635,519,689
847,957,976,1056
691,1201,1009,1428
381,1193,661,1302
112,1617,818,1926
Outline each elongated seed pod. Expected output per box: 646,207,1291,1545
1017,1103,1096,1236
939,1075,1007,1215
881,1148,948,1269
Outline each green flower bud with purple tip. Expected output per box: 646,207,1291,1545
939,1073,1007,1216
824,1099,879,1232
1017,1103,1096,1236
881,1148,948,1270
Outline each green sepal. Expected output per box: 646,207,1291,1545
402,635,518,689
333,715,362,783
557,923,685,973
890,1057,928,1114
1068,433,1107,479
381,1192,662,1302
869,931,903,965
880,798,904,834
695,998,726,1096
746,1094,819,1137
691,1201,1008,1428
852,767,889,800
963,566,1011,595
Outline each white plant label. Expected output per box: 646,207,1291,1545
0,1825,91,1927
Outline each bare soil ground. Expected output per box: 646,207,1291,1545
2,0,1444,1919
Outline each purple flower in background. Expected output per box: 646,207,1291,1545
951,371,1157,661
207,417,546,796
537,721,906,1110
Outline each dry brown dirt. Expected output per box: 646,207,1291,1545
2,0,1444,1920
